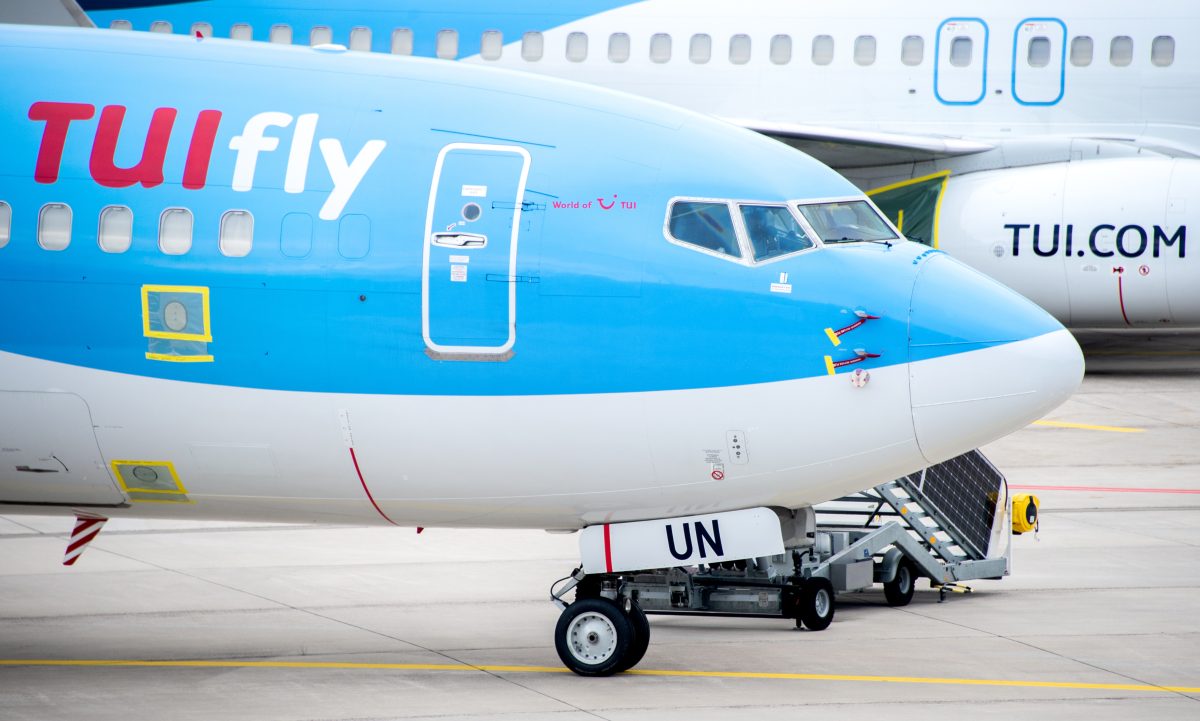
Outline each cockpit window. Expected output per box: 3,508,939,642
668,201,742,258
739,204,813,260
797,200,898,243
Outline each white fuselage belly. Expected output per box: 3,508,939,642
0,331,1078,528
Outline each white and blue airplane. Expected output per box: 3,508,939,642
0,24,1081,674
71,0,1200,328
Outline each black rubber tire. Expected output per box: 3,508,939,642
884,560,917,607
616,602,651,673
800,578,836,631
555,598,634,676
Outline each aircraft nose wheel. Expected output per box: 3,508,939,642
555,597,635,676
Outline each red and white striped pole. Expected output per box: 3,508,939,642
63,514,108,566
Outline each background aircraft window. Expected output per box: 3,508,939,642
668,201,741,258
150,21,172,34
350,27,372,51
1110,36,1133,66
566,32,588,62
729,34,751,64
797,201,898,244
0,201,11,248
98,205,133,254
269,24,292,44
392,28,414,55
690,34,712,63
191,22,212,39
311,26,332,46
158,208,193,256
1028,36,1051,67
812,35,834,65
901,35,924,65
854,35,876,65
740,205,813,261
280,213,313,258
522,31,544,61
609,33,631,63
219,210,254,258
109,20,131,30
1070,36,1093,66
436,29,458,59
769,34,792,65
949,36,973,67
38,203,72,251
1152,36,1175,66
650,33,672,63
481,30,503,60
231,23,252,41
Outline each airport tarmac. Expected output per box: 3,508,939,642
1,330,1198,720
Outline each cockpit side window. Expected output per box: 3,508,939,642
797,200,898,244
739,204,813,260
668,201,742,258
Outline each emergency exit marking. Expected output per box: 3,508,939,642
461,184,487,197
450,265,467,282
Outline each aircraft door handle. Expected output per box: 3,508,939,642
431,232,487,248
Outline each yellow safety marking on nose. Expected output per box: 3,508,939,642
0,660,1197,694
144,353,214,363
1032,420,1144,433
824,356,836,375
824,328,841,346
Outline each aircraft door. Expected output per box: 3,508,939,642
1012,18,1066,105
935,18,989,105
0,391,123,505
422,143,531,358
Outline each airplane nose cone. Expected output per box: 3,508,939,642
908,254,1084,464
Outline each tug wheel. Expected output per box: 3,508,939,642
555,598,633,676
800,577,835,631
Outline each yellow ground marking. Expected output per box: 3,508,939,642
866,169,951,248
1032,420,1144,433
0,660,1196,694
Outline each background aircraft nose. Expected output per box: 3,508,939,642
908,254,1084,465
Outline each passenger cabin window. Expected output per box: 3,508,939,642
812,35,834,65
269,24,292,44
280,213,313,258
159,208,193,255
729,34,751,64
769,34,792,65
1110,36,1133,66
1070,36,1093,66
609,32,631,63
1152,36,1175,66
740,205,813,261
38,203,72,251
650,33,671,63
219,210,254,257
949,36,973,67
191,22,212,39
98,205,133,253
436,29,458,59
566,32,588,62
150,21,172,34
349,26,372,51
901,35,924,65
0,201,11,248
854,35,876,65
110,20,132,30
690,33,712,63
230,23,252,41
1028,37,1051,67
392,28,414,55
481,30,503,60
522,31,544,61
668,201,741,258
797,201,898,244
338,214,371,259
311,26,333,46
